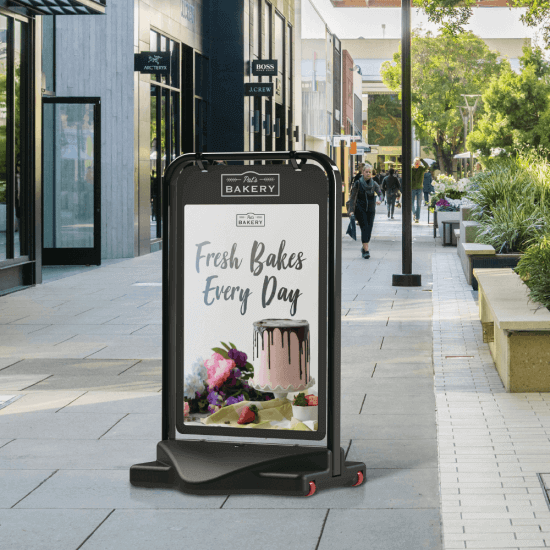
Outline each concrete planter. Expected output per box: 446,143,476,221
0,204,5,232
475,267,550,392
472,253,522,291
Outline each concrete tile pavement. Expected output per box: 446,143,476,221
0,203,445,549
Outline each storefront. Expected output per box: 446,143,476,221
0,1,106,294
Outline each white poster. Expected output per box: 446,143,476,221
183,204,320,432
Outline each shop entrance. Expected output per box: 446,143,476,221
42,98,101,266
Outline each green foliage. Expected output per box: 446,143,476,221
516,236,550,311
293,393,308,406
467,46,550,156
367,94,402,146
467,151,550,254
413,0,550,48
380,31,506,173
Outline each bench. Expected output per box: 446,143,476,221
474,268,550,392
459,243,495,285
441,219,460,246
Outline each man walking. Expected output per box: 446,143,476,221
411,157,429,223
381,168,401,219
423,169,434,206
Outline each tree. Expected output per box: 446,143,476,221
380,30,507,173
467,46,550,156
414,0,550,49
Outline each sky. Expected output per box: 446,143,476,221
304,0,541,42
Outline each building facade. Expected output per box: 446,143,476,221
0,0,298,295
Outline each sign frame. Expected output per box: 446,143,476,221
130,151,366,497
251,59,278,76
134,51,171,75
244,82,274,97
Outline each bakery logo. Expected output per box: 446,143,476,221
236,213,265,227
221,172,280,197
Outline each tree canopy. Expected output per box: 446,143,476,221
380,30,507,173
467,46,550,156
414,0,550,48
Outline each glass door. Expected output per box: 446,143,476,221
42,98,101,265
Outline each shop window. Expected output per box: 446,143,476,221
0,16,29,262
253,0,260,60
264,2,271,58
149,29,181,242
194,52,208,154
41,16,55,94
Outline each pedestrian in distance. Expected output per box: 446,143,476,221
423,168,433,206
347,164,383,259
351,163,365,225
381,168,401,220
411,157,430,223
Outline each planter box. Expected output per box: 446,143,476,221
433,210,460,244
471,253,521,290
474,268,550,392
459,243,496,286
0,203,5,232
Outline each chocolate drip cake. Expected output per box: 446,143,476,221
253,319,310,391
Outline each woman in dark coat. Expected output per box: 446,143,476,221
347,164,383,259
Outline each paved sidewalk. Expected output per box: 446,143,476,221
0,203,442,549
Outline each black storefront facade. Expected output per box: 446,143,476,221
0,0,106,294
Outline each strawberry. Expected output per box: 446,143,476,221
237,404,259,424
305,394,318,406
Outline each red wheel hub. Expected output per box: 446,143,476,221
305,481,316,497
353,471,364,487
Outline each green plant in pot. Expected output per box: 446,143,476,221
516,235,550,311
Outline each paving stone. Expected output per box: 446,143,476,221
0,374,52,391
0,411,126,439
318,509,441,550
342,414,436,440
59,391,161,414
347,438,438,469
0,509,111,550
78,509,327,550
372,363,433,378
361,392,436,415
0,358,140,376
0,438,158,470
0,390,85,415
15,469,226,509
0,469,56,508
20,375,161,392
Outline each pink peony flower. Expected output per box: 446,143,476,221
184,402,190,417
205,352,236,389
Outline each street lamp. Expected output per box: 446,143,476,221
460,94,481,176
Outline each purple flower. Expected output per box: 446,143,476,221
226,395,245,406
436,198,450,207
228,348,248,368
207,390,224,406
264,395,272,401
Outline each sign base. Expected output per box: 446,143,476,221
392,273,422,287
130,440,365,496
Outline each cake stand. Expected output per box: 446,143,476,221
249,377,316,400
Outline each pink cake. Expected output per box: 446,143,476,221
252,319,310,391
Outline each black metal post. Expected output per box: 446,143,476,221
393,0,421,287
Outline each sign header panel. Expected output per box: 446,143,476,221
252,59,278,76
134,52,171,74
244,83,274,97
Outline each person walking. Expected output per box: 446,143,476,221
381,168,401,219
411,157,429,223
423,169,433,206
347,164,383,259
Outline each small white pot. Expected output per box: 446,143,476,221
292,404,318,422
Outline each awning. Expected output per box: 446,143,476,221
8,0,106,15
